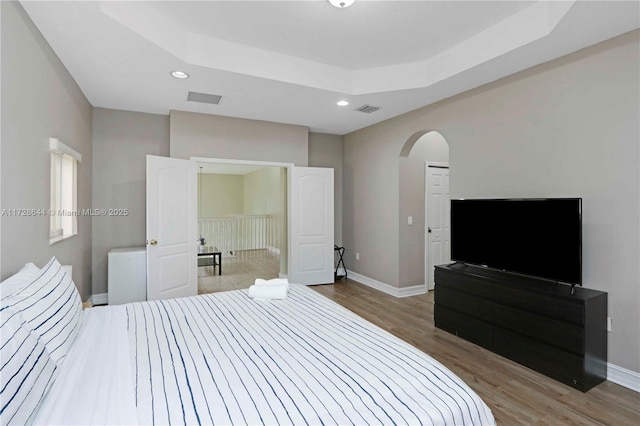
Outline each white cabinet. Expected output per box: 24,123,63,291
108,247,146,305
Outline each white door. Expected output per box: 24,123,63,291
146,155,197,300
290,167,334,285
425,163,450,290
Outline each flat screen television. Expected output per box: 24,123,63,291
450,198,582,285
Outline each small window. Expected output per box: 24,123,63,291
49,138,81,244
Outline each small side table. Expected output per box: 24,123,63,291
198,246,222,276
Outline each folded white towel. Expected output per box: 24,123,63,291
254,278,290,291
248,283,288,300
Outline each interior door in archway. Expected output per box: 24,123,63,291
426,163,450,290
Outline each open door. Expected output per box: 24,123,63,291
290,167,334,285
146,155,197,300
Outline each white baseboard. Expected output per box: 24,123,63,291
346,270,426,298
608,363,640,392
397,284,428,298
90,293,108,306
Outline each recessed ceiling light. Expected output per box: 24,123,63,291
171,71,189,79
328,0,355,8
337,100,349,106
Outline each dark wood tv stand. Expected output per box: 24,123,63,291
434,263,607,392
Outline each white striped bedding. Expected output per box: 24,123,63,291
126,285,495,425
1,257,83,425
0,307,58,425
1,258,83,365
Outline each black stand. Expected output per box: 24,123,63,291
334,245,346,280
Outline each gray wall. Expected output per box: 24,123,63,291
1,1,93,299
92,108,169,295
343,122,402,286
308,132,343,247
170,110,308,166
344,30,640,373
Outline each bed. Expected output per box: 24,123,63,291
1,257,495,425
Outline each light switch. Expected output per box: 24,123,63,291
408,216,413,225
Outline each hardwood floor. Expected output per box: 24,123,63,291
312,280,640,426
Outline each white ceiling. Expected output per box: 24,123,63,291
21,1,640,135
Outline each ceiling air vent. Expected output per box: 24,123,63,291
354,104,381,114
187,91,223,105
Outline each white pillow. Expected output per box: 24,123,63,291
0,263,41,297
2,257,82,365
0,307,58,425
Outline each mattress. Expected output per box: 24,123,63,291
36,284,495,425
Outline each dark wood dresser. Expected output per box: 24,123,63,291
434,263,607,392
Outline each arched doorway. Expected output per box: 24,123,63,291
399,131,450,291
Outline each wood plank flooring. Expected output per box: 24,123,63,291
311,280,640,426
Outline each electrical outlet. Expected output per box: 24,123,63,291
607,317,612,332
356,253,360,261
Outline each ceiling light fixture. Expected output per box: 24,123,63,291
337,100,349,106
171,70,189,79
328,0,355,9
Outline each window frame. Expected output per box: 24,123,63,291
49,138,81,245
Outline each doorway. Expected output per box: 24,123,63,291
398,131,450,292
146,155,335,301
192,157,336,292
194,158,289,294
425,162,450,290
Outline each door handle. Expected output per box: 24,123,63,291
149,239,158,245
428,228,432,233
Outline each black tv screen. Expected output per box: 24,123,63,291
450,198,582,284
